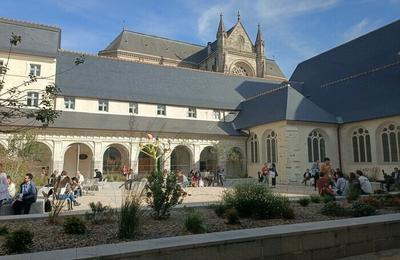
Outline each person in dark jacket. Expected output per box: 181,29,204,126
13,173,37,214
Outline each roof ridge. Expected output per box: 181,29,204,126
0,16,60,31
122,29,205,48
243,85,287,102
59,49,280,83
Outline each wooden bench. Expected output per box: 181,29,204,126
0,199,45,215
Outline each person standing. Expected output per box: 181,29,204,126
302,169,311,186
320,157,333,178
311,160,320,191
270,163,277,188
13,173,37,214
261,163,269,186
217,167,224,187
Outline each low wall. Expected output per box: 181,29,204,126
3,213,400,260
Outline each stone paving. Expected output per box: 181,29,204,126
69,182,318,212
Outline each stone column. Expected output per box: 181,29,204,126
285,125,303,184
130,142,140,173
93,142,103,176
193,144,202,170
52,140,64,173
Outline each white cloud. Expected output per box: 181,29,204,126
342,18,383,42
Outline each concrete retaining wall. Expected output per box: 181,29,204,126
3,213,400,260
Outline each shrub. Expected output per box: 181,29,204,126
0,225,9,236
351,201,377,217
184,210,207,234
310,194,321,203
85,201,115,224
211,203,229,218
282,207,295,219
63,216,87,235
321,202,348,217
119,192,143,239
146,170,184,219
322,195,335,204
359,196,383,209
2,228,33,254
222,183,292,219
298,197,311,207
225,208,240,224
346,187,360,202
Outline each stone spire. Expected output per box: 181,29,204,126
217,13,225,36
255,24,265,78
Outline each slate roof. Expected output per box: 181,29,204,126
0,17,60,58
56,50,282,110
290,19,400,123
99,30,206,64
48,111,242,136
233,86,337,129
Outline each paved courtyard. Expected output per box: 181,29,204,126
68,182,318,212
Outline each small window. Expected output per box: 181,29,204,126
157,104,166,116
27,92,39,107
64,97,75,109
212,110,221,120
98,100,108,112
187,107,196,118
29,64,41,77
129,102,138,114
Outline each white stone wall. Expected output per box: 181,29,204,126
340,115,400,180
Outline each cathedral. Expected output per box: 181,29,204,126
0,15,399,183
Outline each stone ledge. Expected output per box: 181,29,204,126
1,213,400,259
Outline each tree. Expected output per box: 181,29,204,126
0,33,84,133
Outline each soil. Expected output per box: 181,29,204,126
0,202,399,255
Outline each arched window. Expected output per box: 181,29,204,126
307,130,326,163
381,124,400,162
265,131,277,163
352,128,372,163
250,134,259,163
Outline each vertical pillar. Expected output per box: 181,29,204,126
94,142,103,177
193,144,202,170
52,140,64,173
130,142,140,173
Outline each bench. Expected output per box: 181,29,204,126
0,199,45,215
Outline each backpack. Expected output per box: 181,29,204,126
44,199,52,212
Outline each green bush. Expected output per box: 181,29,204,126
211,203,229,218
322,195,335,204
346,187,361,202
2,228,33,254
184,210,207,234
359,196,383,209
298,197,311,207
310,194,321,203
63,216,87,235
282,207,295,219
225,208,240,224
222,183,292,219
351,201,377,217
119,193,143,239
146,170,184,219
321,202,348,217
0,225,9,236
85,201,115,224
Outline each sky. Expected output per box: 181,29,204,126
1,0,399,77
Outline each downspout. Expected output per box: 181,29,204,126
337,122,343,170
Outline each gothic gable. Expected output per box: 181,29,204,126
226,22,254,53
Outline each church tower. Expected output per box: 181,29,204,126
216,14,227,73
255,24,265,78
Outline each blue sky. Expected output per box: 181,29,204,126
1,0,399,77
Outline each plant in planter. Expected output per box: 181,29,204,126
225,207,240,224
321,202,348,217
2,228,33,254
351,201,377,217
63,217,87,235
298,197,311,207
184,210,207,234
310,194,322,203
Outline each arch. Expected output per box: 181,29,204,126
63,143,94,179
351,127,372,163
249,133,259,163
307,129,326,163
170,145,192,175
379,123,400,163
262,129,278,163
226,147,244,177
229,60,255,77
103,144,130,177
199,146,218,172
27,141,53,176
138,144,162,175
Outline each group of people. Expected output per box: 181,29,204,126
304,157,374,197
258,163,278,188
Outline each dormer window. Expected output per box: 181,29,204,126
157,104,166,116
129,102,138,114
64,97,75,109
187,107,197,118
98,99,108,112
29,64,41,77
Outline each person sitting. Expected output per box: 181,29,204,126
191,171,200,187
302,169,311,186
317,173,334,197
7,175,16,199
94,169,103,182
13,173,37,215
54,171,80,210
335,171,348,196
356,170,373,194
0,169,12,206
